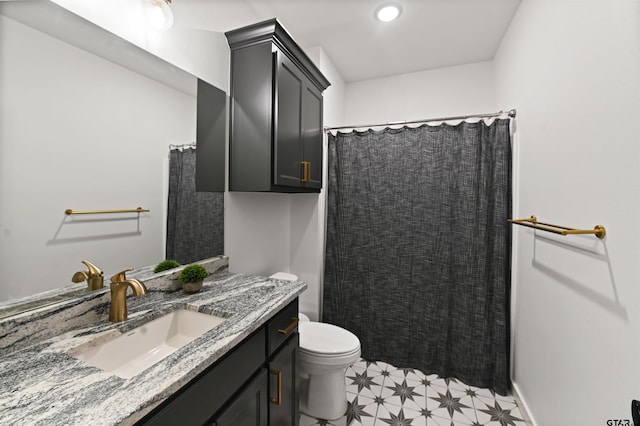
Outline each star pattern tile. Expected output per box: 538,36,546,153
346,396,374,424
386,379,422,405
348,370,378,393
378,407,413,426
479,400,524,426
431,388,471,417
299,358,531,426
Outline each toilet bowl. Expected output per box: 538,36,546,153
298,322,361,420
269,273,361,420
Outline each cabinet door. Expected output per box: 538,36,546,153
273,50,303,189
269,334,299,426
301,82,323,189
212,369,268,426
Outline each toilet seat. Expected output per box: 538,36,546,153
299,322,360,356
299,345,361,359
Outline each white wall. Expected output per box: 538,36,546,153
0,15,195,300
494,0,640,424
344,61,497,125
224,193,292,276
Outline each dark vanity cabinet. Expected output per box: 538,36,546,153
267,299,300,425
215,300,299,426
225,19,330,193
137,299,299,426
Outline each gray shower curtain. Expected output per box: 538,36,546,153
323,120,512,394
166,148,224,264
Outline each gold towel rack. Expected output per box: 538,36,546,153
65,207,149,215
508,215,606,239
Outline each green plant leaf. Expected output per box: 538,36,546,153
153,259,181,273
178,264,209,283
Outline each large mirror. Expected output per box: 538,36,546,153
0,1,225,314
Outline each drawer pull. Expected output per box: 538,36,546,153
277,317,299,335
270,369,282,405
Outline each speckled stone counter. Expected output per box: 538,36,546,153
0,262,306,425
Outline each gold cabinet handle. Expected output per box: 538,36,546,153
270,369,282,405
277,317,299,335
300,161,310,182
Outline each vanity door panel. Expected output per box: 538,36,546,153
211,369,268,426
268,333,299,426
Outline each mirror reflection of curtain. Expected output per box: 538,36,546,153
166,148,224,264
324,120,512,394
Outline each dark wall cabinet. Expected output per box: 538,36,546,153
195,78,226,192
137,299,299,426
226,19,330,193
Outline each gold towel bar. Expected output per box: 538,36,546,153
65,207,149,215
508,215,606,239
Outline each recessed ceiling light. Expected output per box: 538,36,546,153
375,3,402,22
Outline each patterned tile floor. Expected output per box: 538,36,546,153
299,358,530,426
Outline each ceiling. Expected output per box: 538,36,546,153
174,0,522,83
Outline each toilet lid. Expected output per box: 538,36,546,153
299,322,360,355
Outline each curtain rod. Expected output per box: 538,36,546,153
324,108,516,132
169,142,196,150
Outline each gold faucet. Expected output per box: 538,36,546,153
71,260,104,291
109,268,147,322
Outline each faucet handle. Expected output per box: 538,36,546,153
71,260,104,290
111,268,134,284
81,259,103,277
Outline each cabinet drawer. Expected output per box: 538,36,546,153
267,299,299,356
139,327,266,426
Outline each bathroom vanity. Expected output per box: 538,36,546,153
139,299,299,425
0,264,305,426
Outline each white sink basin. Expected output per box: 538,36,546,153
72,309,226,378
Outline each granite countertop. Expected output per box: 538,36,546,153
0,266,306,425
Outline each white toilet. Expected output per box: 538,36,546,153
269,273,361,420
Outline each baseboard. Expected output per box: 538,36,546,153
512,381,537,426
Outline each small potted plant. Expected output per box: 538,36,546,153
153,259,181,273
178,264,209,293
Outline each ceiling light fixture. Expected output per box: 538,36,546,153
146,0,174,31
375,3,402,22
